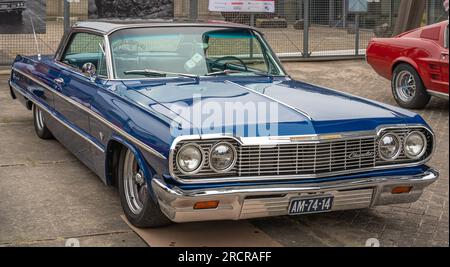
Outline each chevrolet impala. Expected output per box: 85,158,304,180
9,21,438,227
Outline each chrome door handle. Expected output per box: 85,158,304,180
54,78,65,85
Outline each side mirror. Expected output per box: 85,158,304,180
81,62,97,81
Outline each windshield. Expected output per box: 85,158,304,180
109,26,285,79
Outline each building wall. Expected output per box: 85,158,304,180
174,0,223,19
47,0,88,19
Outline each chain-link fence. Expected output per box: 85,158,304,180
0,0,448,66
0,0,88,65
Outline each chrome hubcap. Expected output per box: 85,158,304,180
395,71,416,102
35,107,45,130
123,150,146,214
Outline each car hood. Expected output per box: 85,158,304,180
122,77,423,138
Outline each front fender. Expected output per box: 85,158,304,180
105,135,160,202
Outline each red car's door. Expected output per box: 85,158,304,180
439,23,449,94
428,22,449,95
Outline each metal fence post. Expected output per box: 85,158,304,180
355,14,360,56
63,0,70,35
303,0,309,58
342,0,347,28
189,0,198,21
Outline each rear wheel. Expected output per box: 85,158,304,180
392,64,430,109
32,105,53,139
118,147,172,228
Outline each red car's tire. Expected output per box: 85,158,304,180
392,64,431,109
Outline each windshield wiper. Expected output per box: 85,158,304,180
205,70,242,76
124,69,200,80
206,69,274,79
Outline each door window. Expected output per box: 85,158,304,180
61,32,108,77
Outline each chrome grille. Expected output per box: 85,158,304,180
171,127,434,181
238,137,377,176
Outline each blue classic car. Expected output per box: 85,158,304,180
9,21,438,227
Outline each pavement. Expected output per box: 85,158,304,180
0,60,448,247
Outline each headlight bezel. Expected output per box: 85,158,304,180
403,131,428,160
209,141,238,173
175,143,205,175
378,132,402,161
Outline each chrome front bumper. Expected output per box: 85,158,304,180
151,169,439,223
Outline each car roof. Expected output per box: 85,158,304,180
73,20,258,35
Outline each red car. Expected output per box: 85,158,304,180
367,21,449,109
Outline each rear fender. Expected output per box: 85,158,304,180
392,57,420,79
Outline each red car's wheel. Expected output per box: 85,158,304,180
392,64,431,109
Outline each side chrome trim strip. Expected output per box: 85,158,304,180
10,81,105,152
225,80,313,120
11,68,167,160
427,90,449,100
168,124,435,184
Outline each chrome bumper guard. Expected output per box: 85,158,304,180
151,169,438,223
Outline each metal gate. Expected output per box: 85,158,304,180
0,0,448,66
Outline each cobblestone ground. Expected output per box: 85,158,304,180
0,60,448,247
252,60,448,247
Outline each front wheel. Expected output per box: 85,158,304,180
392,64,430,109
118,147,172,228
32,105,53,139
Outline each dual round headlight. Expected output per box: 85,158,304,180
404,131,427,159
176,144,204,174
379,131,427,161
209,142,237,172
176,142,237,175
379,133,401,161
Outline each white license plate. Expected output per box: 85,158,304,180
288,195,334,215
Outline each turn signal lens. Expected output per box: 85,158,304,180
194,201,219,210
391,186,412,194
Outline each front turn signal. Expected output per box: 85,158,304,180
391,186,412,194
194,201,219,210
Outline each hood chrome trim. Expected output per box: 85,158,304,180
225,80,313,120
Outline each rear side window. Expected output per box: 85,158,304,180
420,26,441,41
61,33,107,77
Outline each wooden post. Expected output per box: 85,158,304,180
393,0,426,35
